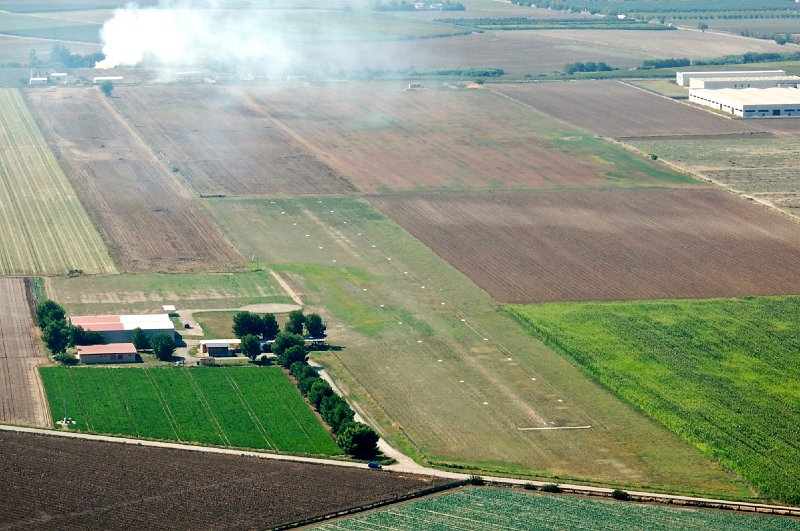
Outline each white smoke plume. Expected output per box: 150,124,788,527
95,1,296,72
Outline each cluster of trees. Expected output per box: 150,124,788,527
371,0,465,11
131,328,175,361
640,58,691,69
35,300,104,364
289,360,379,459
563,61,615,74
49,44,104,68
232,309,326,362
739,30,797,45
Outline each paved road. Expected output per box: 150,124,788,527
2,424,798,517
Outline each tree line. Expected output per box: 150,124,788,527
35,300,104,364
231,309,326,362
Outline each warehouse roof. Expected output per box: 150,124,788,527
70,314,174,332
694,75,800,83
690,87,800,106
77,343,137,356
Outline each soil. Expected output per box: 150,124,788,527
24,87,244,272
0,278,49,427
369,188,800,303
0,430,449,530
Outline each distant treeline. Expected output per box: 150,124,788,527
371,0,465,11
740,30,798,46
564,61,616,74
341,66,504,79
508,0,798,16
441,17,675,30
24,44,104,69
637,51,800,70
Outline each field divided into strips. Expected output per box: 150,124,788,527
244,83,698,193
39,366,340,455
46,270,293,315
510,297,800,503
0,89,114,275
203,196,750,497
320,488,800,531
113,86,355,197
630,136,800,217
25,87,243,272
0,278,49,427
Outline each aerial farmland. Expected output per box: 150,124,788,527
0,0,799,526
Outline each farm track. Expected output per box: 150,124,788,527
370,188,800,303
23,87,244,272
0,278,49,427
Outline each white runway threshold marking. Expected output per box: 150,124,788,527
518,425,592,431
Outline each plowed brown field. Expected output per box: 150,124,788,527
495,81,763,138
370,189,800,303
244,83,697,193
0,278,49,427
0,431,450,530
113,85,354,196
24,87,243,272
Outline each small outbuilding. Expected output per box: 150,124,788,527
199,339,241,357
76,343,138,364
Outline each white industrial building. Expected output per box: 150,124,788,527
677,70,786,87
689,76,800,90
70,314,176,344
689,87,800,117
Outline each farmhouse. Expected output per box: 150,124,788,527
676,70,785,87
688,76,800,90
76,343,137,364
199,339,241,357
70,314,176,343
689,87,800,117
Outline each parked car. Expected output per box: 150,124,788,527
367,461,382,470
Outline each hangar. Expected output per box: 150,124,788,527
689,76,800,90
689,87,800,117
677,70,785,87
70,314,176,344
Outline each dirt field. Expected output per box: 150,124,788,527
244,83,697,193
495,81,765,138
24,87,244,272
0,430,449,530
0,34,99,66
0,278,49,427
113,85,354,196
370,189,800,303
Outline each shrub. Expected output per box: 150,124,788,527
467,475,485,485
612,489,630,501
523,483,537,490
541,483,563,493
54,352,78,365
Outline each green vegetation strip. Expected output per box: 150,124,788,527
0,89,114,275
40,366,341,456
509,297,800,504
318,488,800,530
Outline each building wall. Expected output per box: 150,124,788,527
678,70,785,87
690,78,799,90
80,353,137,364
689,92,800,118
98,328,176,344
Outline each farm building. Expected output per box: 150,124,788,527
76,343,138,364
689,76,800,90
689,87,800,117
199,339,241,357
70,314,176,343
28,77,47,85
92,76,123,84
677,70,785,87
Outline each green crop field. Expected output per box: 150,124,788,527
0,88,115,275
46,271,293,315
319,488,800,530
40,366,341,455
509,297,800,503
202,195,751,498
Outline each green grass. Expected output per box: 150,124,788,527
318,488,800,530
40,365,341,456
46,270,293,315
202,195,752,498
0,88,115,275
509,297,800,503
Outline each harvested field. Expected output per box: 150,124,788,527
0,278,49,427
370,189,800,303
113,85,354,196
0,88,114,275
25,87,243,272
0,430,450,530
0,34,99,65
245,83,698,193
495,80,763,138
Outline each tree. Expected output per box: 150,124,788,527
698,22,709,32
132,327,149,351
285,309,306,335
232,311,263,338
150,333,175,361
321,395,355,433
43,321,70,354
308,379,333,410
99,80,114,97
271,331,304,358
28,49,39,68
71,325,105,346
240,334,261,360
305,313,326,339
53,351,78,365
36,300,65,328
262,313,279,341
279,344,307,368
337,422,379,459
